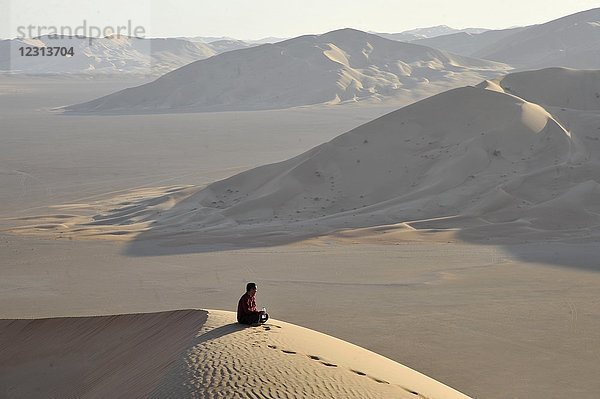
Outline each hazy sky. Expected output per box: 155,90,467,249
1,0,598,39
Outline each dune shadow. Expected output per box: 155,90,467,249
121,209,600,272
193,322,255,344
124,228,322,256
0,309,209,399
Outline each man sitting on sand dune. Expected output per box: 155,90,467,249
237,282,269,325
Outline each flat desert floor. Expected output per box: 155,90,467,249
1,76,600,399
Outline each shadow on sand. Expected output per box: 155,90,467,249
122,205,600,272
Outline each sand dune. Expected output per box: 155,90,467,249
482,67,600,111
205,39,253,53
181,36,281,45
0,310,208,398
411,27,526,57
0,309,470,398
64,28,510,113
373,26,488,42
7,67,600,245
0,35,250,75
474,8,600,69
410,8,600,70
146,72,596,243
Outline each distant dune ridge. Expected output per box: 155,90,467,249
4,8,600,78
62,7,600,114
0,310,470,399
372,25,489,42
410,27,527,58
398,8,600,71
473,8,600,69
0,35,251,75
64,28,510,113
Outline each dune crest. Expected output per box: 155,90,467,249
0,310,470,398
481,67,600,111
474,8,600,69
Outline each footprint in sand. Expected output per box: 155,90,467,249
320,361,337,367
305,354,337,367
370,377,390,384
260,324,281,330
270,344,403,390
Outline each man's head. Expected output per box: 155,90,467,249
246,282,257,297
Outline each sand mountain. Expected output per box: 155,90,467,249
483,67,600,111
124,67,597,244
407,8,600,70
473,8,600,69
410,27,527,57
181,36,283,45
205,39,253,53
0,35,247,75
373,26,488,42
7,68,600,245
65,28,510,113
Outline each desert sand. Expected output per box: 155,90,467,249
3,8,600,397
0,309,469,398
